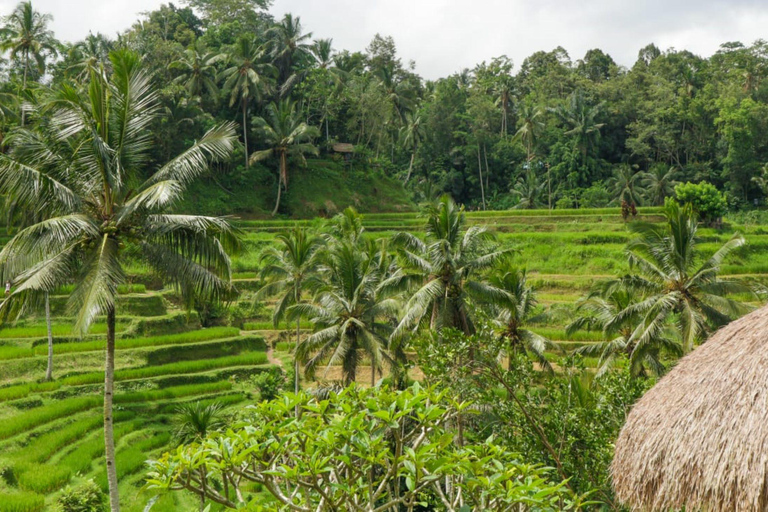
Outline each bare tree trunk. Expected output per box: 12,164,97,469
404,152,415,183
45,292,53,381
295,314,300,418
105,306,120,512
271,177,282,217
242,99,249,169
477,147,486,210
483,144,490,194
21,54,27,127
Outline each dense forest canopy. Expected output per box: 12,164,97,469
2,0,768,214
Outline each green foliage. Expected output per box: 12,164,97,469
0,492,45,512
148,384,591,510
251,366,285,400
674,182,727,222
57,480,105,512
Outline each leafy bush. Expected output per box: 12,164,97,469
58,480,105,512
674,181,727,222
251,367,286,401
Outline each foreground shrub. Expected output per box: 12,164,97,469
58,480,105,512
148,384,591,511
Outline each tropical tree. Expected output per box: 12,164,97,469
0,51,238,512
294,240,396,385
250,100,320,216
0,0,58,124
607,164,648,206
567,285,680,377
64,32,112,81
550,90,604,169
511,169,547,209
484,267,558,371
257,228,323,400
514,103,545,162
174,401,227,443
221,37,268,169
643,165,679,206
171,41,224,98
610,201,754,352
399,111,423,183
266,13,312,94
388,195,510,340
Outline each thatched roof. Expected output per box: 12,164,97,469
332,143,354,153
612,304,768,511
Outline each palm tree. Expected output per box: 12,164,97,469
0,51,238,512
0,0,58,125
250,100,320,216
399,112,423,183
549,90,604,169
64,32,112,81
294,240,396,386
643,165,679,206
610,201,754,353
257,228,323,402
221,37,268,169
607,164,648,206
171,41,224,99
388,195,510,340
511,169,547,209
514,103,545,163
267,13,312,94
567,285,680,377
485,267,558,371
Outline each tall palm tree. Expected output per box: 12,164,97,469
0,51,238,512
549,90,604,168
514,103,545,163
0,0,58,125
607,164,648,206
643,165,679,206
257,228,323,402
64,32,112,82
610,201,754,353
171,41,224,99
511,169,547,209
267,13,312,94
399,112,423,183
567,286,680,377
484,267,558,371
221,37,268,169
388,195,510,340
294,240,396,385
250,100,320,216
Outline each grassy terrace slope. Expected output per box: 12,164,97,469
0,286,272,512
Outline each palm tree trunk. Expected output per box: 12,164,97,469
45,292,53,381
21,52,28,127
477,147,486,210
242,99,249,169
104,305,120,512
271,176,282,217
404,152,415,183
483,144,490,193
295,292,300,418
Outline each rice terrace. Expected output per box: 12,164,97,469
2,0,768,510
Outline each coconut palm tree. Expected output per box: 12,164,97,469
0,0,58,124
608,164,649,206
484,267,558,371
0,50,238,512
567,285,681,377
171,41,224,99
514,103,545,163
643,165,679,206
511,169,547,209
221,37,269,169
387,195,510,340
64,32,112,82
399,111,423,183
267,13,312,94
549,90,604,168
293,240,396,385
250,100,320,216
611,201,755,353
257,228,323,401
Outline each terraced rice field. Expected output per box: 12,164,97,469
1,205,765,510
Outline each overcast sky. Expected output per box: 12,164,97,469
1,0,767,79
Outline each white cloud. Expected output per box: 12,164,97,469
2,0,767,79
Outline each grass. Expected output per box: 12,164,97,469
0,321,130,339
0,491,45,512
0,396,101,441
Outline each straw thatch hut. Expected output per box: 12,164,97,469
612,305,768,511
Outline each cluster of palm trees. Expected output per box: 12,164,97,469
568,201,755,376
259,196,557,387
